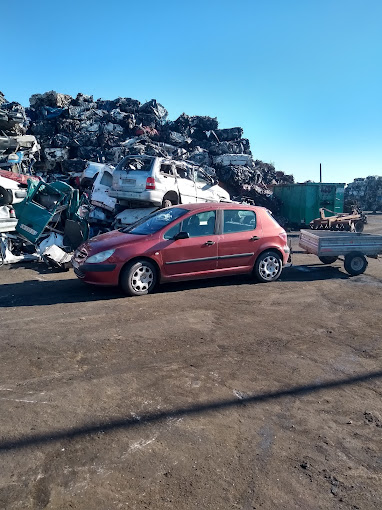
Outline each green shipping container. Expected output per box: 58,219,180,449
273,183,345,226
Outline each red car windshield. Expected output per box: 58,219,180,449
123,208,188,235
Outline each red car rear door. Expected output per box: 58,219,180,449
161,210,218,277
217,209,261,270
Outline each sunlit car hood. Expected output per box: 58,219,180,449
84,229,150,253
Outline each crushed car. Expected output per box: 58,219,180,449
109,155,230,208
0,134,40,173
0,173,29,206
14,180,89,249
90,164,116,212
0,206,17,233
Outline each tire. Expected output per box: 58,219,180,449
344,252,368,276
162,199,173,208
161,193,179,208
254,250,283,283
354,221,364,233
120,259,158,296
318,256,338,264
0,186,13,206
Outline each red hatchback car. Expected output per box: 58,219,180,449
72,203,290,296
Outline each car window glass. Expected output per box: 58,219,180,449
160,164,173,176
32,184,63,212
182,211,216,237
122,156,153,173
124,207,188,235
99,171,113,187
195,171,208,185
223,209,256,233
176,166,193,181
163,222,181,240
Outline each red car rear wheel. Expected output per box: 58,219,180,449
254,251,282,283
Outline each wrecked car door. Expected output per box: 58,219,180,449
160,210,218,276
157,161,178,200
91,165,116,212
194,169,217,203
14,180,89,246
14,180,63,243
174,163,197,204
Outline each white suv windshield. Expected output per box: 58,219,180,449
123,208,188,235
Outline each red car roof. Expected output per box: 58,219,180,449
176,202,265,212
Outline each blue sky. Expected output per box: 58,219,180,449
2,0,381,184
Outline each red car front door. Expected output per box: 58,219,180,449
161,210,218,277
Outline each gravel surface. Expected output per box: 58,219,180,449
1,215,381,509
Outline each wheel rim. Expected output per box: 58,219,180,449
351,257,363,271
131,265,154,292
259,255,280,281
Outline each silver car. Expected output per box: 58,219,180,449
109,155,230,207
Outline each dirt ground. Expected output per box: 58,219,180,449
1,215,382,510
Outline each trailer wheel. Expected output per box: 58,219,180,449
318,256,338,264
344,252,368,276
354,221,364,233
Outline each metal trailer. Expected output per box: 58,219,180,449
299,229,382,275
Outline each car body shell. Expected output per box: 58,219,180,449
90,165,117,212
0,174,28,205
73,203,289,288
0,205,17,233
109,155,230,207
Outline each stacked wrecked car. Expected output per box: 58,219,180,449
0,89,295,268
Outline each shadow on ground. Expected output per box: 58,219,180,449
0,369,380,452
0,265,349,308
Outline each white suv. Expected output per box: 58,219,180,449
109,155,230,207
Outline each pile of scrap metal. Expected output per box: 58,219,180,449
7,89,293,211
0,91,40,174
310,207,367,232
0,170,90,269
345,176,382,213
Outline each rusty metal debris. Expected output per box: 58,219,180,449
0,90,297,266
310,208,367,232
345,176,382,213
18,90,293,209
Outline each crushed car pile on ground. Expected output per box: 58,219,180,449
1,89,381,270
0,89,295,267
345,175,382,212
24,90,294,208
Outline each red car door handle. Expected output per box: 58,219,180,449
250,236,260,241
205,240,215,246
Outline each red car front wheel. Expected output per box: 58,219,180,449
120,259,158,296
